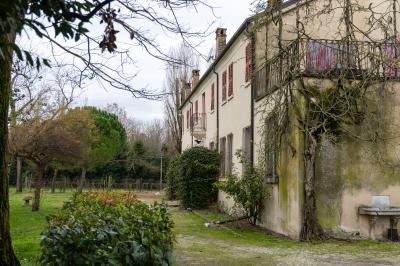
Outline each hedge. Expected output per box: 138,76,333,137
165,156,180,200
39,192,174,265
176,146,219,209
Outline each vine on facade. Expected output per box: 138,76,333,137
252,0,400,240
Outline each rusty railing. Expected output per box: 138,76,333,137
254,38,400,99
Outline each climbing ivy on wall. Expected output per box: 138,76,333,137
252,0,400,241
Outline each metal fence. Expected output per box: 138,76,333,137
254,38,400,99
25,177,163,192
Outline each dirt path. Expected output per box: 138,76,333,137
133,193,400,266
175,235,400,266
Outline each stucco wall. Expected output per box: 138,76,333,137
182,0,400,240
254,93,305,238
315,82,400,240
181,74,217,152
181,31,252,172
251,0,400,240
181,29,253,212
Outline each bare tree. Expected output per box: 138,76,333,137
9,110,92,211
11,59,46,193
164,43,199,154
10,64,84,192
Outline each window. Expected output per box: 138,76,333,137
190,107,192,128
242,126,251,167
211,83,215,110
202,92,205,113
228,63,233,97
265,114,279,183
220,137,226,177
385,42,400,77
222,70,227,101
254,64,268,99
305,40,357,73
195,100,198,114
182,114,184,133
186,110,189,129
245,42,253,82
226,134,233,175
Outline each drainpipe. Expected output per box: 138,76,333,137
250,34,255,168
244,19,254,168
189,99,194,147
213,66,220,151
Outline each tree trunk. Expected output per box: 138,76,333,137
0,32,20,265
77,166,87,193
62,177,67,193
175,79,182,154
300,132,325,241
32,166,44,212
51,169,58,193
15,157,22,193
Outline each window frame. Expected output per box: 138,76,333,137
186,110,189,129
220,137,226,177
226,133,233,175
228,63,233,97
222,70,227,101
245,42,253,82
265,114,279,184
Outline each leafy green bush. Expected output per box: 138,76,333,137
165,156,180,200
216,151,269,225
177,146,219,209
39,192,174,265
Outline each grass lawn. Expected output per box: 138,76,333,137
8,189,400,265
10,189,73,266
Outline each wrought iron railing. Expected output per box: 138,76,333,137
254,38,400,99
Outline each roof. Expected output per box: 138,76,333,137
180,0,301,109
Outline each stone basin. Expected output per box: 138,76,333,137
359,207,400,216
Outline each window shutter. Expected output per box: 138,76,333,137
228,63,233,96
245,42,252,82
222,71,227,101
186,110,189,129
190,108,192,128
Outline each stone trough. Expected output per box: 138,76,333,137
359,196,400,241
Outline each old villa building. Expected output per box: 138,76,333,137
180,0,400,240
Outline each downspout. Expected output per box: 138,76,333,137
245,22,255,168
213,66,220,151
189,99,194,147
250,34,255,168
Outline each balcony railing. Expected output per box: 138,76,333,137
191,113,206,138
254,38,400,99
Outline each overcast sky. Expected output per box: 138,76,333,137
21,1,256,122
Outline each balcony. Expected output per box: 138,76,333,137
191,113,206,139
254,38,400,99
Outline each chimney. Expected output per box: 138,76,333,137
184,82,192,100
268,0,282,9
192,69,200,88
215,28,227,58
